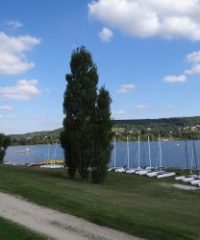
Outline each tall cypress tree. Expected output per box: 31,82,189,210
0,134,11,163
91,87,113,183
61,47,112,183
60,47,98,179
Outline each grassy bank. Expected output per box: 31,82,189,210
0,217,46,240
0,165,200,240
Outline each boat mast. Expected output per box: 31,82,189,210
148,135,151,169
127,136,130,169
47,143,50,160
190,145,194,172
53,142,58,160
137,136,140,168
113,136,116,168
192,140,199,177
158,135,162,168
184,141,189,171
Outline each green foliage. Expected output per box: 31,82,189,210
8,116,200,145
10,129,61,146
1,165,200,240
0,217,46,240
61,47,112,183
0,133,11,163
113,117,200,141
61,46,98,178
91,87,113,184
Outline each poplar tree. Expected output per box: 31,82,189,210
92,87,113,183
61,47,112,183
0,134,10,163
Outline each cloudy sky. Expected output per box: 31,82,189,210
1,0,200,134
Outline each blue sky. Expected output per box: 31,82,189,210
1,0,200,134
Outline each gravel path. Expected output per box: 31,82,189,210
160,182,200,191
0,192,143,240
173,183,199,191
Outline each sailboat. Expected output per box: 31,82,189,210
137,135,175,179
143,135,175,179
135,135,152,175
147,135,166,177
16,146,31,153
115,136,128,173
175,140,190,181
108,136,120,171
126,136,142,173
41,143,64,168
182,140,198,183
190,146,200,185
186,140,200,184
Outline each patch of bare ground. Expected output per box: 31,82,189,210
160,182,200,191
0,192,143,240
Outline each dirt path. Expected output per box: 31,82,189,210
173,183,199,191
0,192,143,240
159,182,200,191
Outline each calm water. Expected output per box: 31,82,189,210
4,140,200,169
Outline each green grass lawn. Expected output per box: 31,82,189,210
0,217,46,240
0,165,200,240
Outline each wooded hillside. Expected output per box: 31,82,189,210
9,116,200,145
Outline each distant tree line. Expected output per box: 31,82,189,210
10,130,62,146
113,117,200,141
8,116,200,146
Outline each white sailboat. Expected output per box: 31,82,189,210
190,178,200,185
157,172,176,178
135,135,152,175
41,143,64,169
150,135,176,179
181,140,198,183
189,140,200,184
115,136,128,173
147,135,166,177
16,146,31,153
175,175,186,180
108,136,121,172
176,141,190,181
126,136,142,174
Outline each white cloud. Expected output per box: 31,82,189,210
0,79,40,100
112,110,126,115
0,114,15,120
0,105,12,110
88,0,200,41
117,84,136,93
164,49,200,82
99,27,113,41
185,63,200,75
185,50,200,75
0,32,40,75
5,20,23,29
134,104,149,110
187,51,200,63
164,74,187,83
112,110,127,119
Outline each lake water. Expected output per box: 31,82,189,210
4,140,200,169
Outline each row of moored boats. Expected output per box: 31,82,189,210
108,135,176,179
175,174,200,187
109,166,176,179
